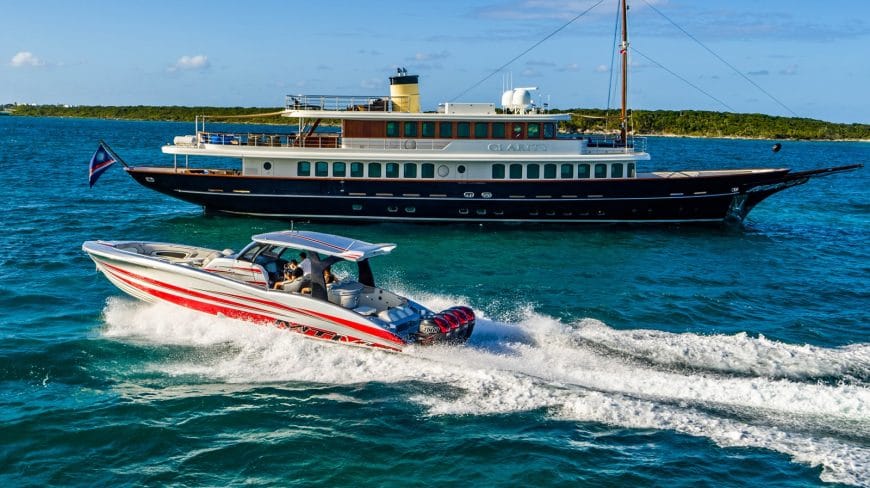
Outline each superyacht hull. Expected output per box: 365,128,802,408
126,165,857,224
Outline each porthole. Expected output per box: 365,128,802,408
404,206,416,213
476,209,486,215
387,206,398,213
459,208,469,215
352,204,363,211
437,165,449,177
457,165,466,174
263,161,272,171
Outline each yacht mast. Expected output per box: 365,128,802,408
620,0,629,142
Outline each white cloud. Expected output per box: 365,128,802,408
169,55,210,72
10,51,44,68
412,51,449,61
779,64,798,76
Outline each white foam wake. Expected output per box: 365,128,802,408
100,298,870,486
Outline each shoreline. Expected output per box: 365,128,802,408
3,112,868,143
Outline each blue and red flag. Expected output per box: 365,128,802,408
88,142,116,187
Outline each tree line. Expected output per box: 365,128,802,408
559,108,869,140
6,104,869,140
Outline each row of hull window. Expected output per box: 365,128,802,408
295,161,636,179
386,121,557,140
493,162,636,179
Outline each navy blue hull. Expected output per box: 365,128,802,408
125,165,856,223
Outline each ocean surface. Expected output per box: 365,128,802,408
0,116,868,487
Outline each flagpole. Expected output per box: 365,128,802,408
99,139,130,168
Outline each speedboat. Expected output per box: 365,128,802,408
83,230,474,351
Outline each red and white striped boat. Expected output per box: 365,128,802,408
83,230,474,351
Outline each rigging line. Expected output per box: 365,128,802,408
631,47,736,112
606,2,621,110
640,0,798,117
606,1,621,124
449,0,606,102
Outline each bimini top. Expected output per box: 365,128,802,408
252,230,396,262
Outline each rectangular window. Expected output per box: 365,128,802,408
386,162,399,178
578,163,591,178
594,163,607,178
527,123,541,139
628,163,636,177
560,163,573,179
611,163,624,178
350,162,364,177
403,121,417,137
315,161,329,177
386,121,399,137
509,163,523,179
457,122,470,138
492,163,505,179
421,121,435,138
527,164,540,179
474,122,488,138
403,163,417,178
544,163,556,179
333,161,346,177
512,123,524,139
439,122,452,138
491,122,505,138
297,161,311,176
543,123,555,138
368,162,382,178
421,163,435,178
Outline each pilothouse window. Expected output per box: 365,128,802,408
386,121,399,137
368,162,382,177
297,161,311,176
439,122,452,138
422,122,435,138
386,163,399,178
316,161,329,177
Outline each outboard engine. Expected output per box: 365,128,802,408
415,306,475,345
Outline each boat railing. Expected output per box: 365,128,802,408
285,94,409,112
196,131,341,149
583,135,647,154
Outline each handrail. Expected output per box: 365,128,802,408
285,94,409,112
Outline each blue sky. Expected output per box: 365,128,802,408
2,0,868,123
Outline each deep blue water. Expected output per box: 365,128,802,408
0,116,868,486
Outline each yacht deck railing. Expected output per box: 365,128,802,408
285,94,409,112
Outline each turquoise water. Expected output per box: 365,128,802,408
1,116,868,486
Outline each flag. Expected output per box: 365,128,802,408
88,142,116,187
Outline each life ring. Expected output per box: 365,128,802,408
403,139,417,150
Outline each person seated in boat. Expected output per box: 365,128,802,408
300,267,335,295
323,267,336,285
274,261,305,291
